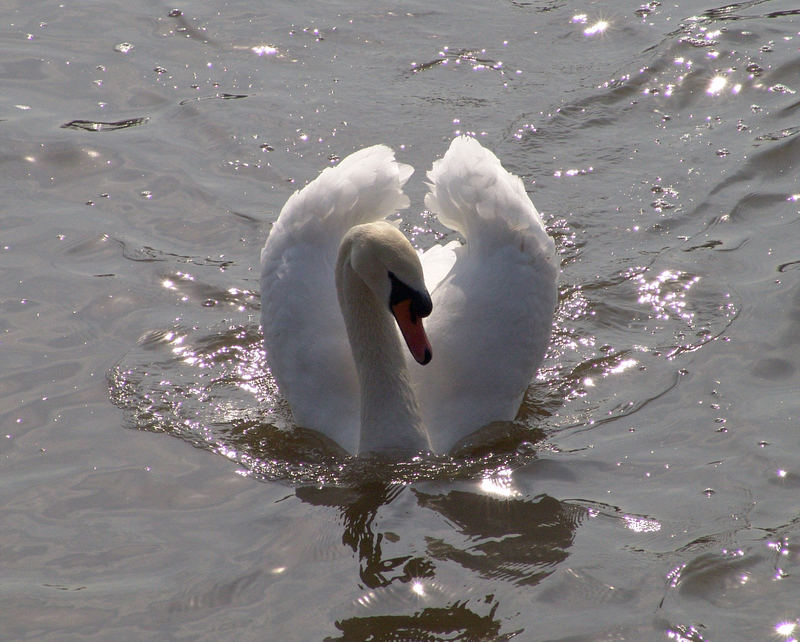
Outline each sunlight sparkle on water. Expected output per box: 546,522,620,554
775,620,797,638
623,515,661,533
252,44,278,56
634,269,699,323
411,580,425,596
609,358,638,375
584,20,609,36
480,467,520,498
707,75,727,95
667,626,704,641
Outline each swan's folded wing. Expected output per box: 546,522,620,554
260,145,413,454
417,136,558,452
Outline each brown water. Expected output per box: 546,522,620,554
3,1,800,639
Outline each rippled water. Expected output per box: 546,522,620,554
4,0,800,639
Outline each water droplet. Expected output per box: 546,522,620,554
515,441,536,455
746,62,763,76
768,83,796,95
114,42,134,54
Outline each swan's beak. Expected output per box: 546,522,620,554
391,299,432,365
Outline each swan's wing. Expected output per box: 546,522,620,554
417,136,558,452
260,146,413,453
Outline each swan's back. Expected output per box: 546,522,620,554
260,146,413,453
416,136,558,451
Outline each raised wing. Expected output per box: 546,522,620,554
260,146,413,453
416,136,558,452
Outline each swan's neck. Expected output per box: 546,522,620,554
336,258,431,455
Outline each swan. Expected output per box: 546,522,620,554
260,136,558,455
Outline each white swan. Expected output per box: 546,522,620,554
260,136,558,455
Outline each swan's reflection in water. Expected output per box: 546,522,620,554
296,474,585,640
413,488,582,586
298,482,411,590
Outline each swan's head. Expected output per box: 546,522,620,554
339,221,433,365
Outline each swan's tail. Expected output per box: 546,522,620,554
424,136,553,259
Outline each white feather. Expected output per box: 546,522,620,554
416,136,558,451
260,146,413,453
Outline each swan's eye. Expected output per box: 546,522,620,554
388,272,432,323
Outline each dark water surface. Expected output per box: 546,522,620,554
3,0,800,639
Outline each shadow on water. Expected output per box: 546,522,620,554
296,479,584,641
412,490,580,586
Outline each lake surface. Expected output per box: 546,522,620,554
3,0,800,639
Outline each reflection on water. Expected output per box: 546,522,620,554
296,479,583,640
60,117,149,132
414,489,580,586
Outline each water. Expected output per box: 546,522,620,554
3,0,800,639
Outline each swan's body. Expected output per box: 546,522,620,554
260,137,557,455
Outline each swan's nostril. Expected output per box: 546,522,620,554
420,347,432,365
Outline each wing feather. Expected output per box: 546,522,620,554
417,137,558,452
260,146,413,453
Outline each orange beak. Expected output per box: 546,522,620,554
391,299,432,365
